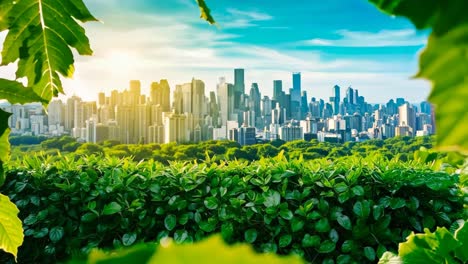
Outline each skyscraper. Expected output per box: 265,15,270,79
217,77,234,127
273,80,283,101
164,112,188,143
399,103,416,136
234,68,245,109
151,80,171,111
130,80,141,105
333,85,340,115
291,72,301,103
47,100,63,127
346,86,355,105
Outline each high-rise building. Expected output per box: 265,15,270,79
217,77,234,127
273,80,283,101
231,125,256,146
96,124,110,142
291,72,301,103
130,80,141,105
47,100,63,127
234,68,245,109
85,117,97,143
98,92,106,107
164,112,188,143
191,78,206,134
135,104,150,143
151,80,171,111
249,83,261,127
279,123,303,142
115,105,135,144
399,103,416,136
346,86,355,105
333,85,340,115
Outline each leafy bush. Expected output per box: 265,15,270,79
1,155,465,263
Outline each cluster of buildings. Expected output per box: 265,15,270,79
1,69,435,145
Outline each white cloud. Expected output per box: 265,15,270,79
219,8,273,29
300,29,426,47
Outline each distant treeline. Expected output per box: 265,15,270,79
11,135,439,163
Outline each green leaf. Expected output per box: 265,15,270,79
263,190,281,208
351,185,365,196
279,208,293,220
420,25,468,152
81,212,97,222
102,202,122,215
204,197,218,210
0,79,47,104
367,0,438,30
399,227,460,263
195,0,216,25
148,235,304,264
49,226,64,243
373,205,384,220
174,230,189,244
454,221,468,262
317,240,336,254
368,0,468,152
341,240,356,253
364,246,376,261
0,0,97,102
302,234,320,248
244,229,257,243
337,214,352,230
291,218,305,232
122,233,137,246
353,200,370,218
164,215,177,231
0,194,24,261
279,234,292,248
378,252,402,264
221,222,234,240
199,218,217,232
315,218,331,233
86,243,157,264
389,198,406,210
334,182,348,193
329,229,339,243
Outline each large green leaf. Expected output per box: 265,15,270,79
149,235,304,264
0,193,24,260
0,0,97,102
419,25,468,153
0,79,46,104
368,0,468,152
398,227,460,263
195,0,215,25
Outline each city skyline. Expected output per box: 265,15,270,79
0,0,431,103
1,69,435,146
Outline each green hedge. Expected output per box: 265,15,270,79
1,155,466,263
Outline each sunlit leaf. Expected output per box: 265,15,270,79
195,0,215,25
0,194,24,261
0,0,97,103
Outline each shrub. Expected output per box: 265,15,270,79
0,155,466,263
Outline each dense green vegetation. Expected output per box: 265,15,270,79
11,136,441,163
0,0,467,262
0,155,466,263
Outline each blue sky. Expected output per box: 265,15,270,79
0,0,432,103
